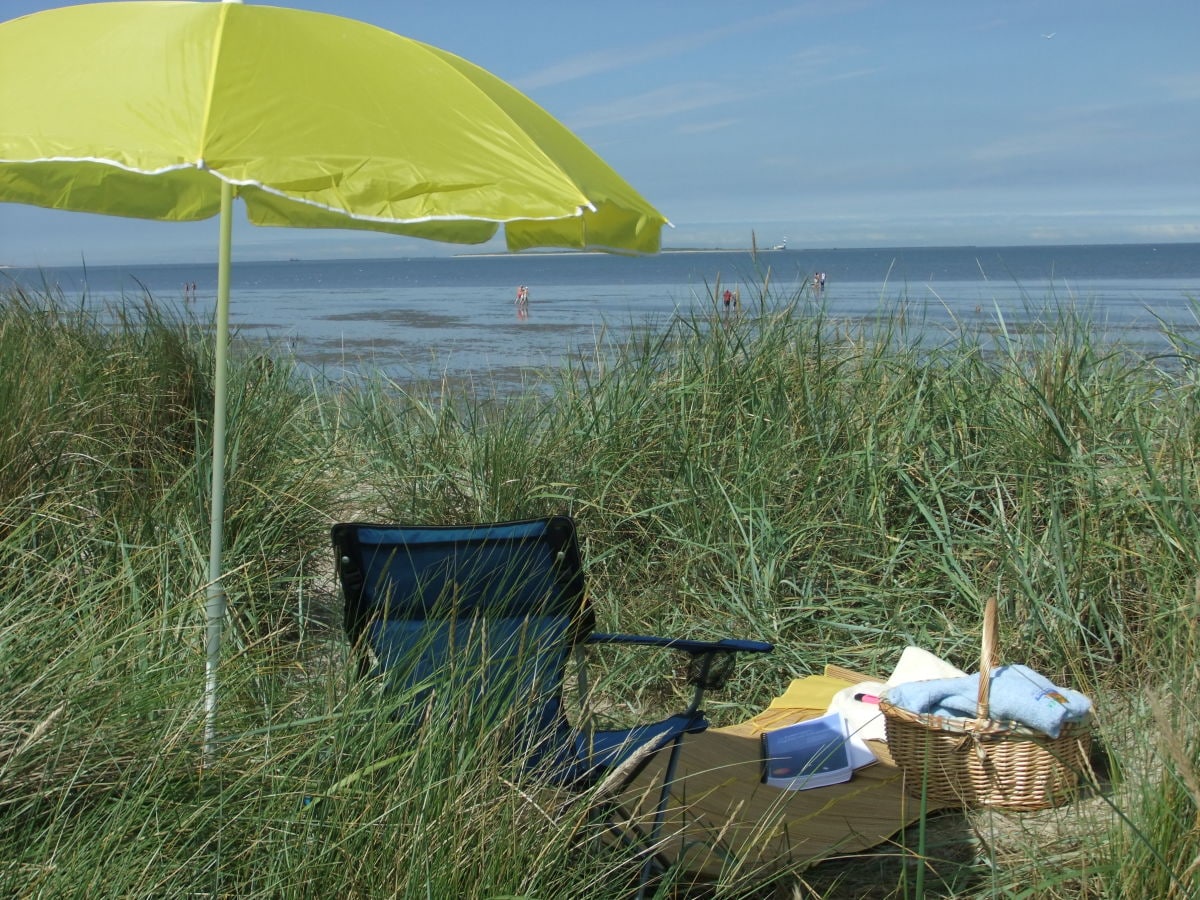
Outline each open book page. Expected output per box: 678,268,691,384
761,710,876,791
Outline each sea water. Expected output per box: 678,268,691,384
6,243,1200,391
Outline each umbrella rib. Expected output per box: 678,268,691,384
404,42,597,216
196,4,235,174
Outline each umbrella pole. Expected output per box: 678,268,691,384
203,180,234,762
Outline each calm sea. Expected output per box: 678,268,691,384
6,243,1200,390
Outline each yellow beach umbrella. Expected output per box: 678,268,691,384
0,0,668,756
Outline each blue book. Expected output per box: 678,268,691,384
761,711,854,790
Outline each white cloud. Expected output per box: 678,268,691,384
1151,72,1200,102
813,66,883,85
1128,223,1200,241
569,83,748,129
968,118,1122,164
786,46,847,71
677,118,740,136
516,4,843,90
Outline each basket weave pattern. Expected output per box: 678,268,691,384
879,599,1092,811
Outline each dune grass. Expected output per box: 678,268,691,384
0,279,1197,897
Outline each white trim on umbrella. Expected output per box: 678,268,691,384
0,155,601,225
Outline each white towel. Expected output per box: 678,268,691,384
884,646,968,687
827,681,887,742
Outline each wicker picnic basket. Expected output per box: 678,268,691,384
879,598,1092,811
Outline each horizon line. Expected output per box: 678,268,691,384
5,238,1199,269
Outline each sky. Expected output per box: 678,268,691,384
2,0,1200,266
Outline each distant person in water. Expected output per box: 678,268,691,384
722,288,732,310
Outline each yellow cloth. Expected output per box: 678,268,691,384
767,674,853,711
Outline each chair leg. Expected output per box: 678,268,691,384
635,731,686,899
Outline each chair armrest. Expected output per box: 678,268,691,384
584,633,774,655
582,633,772,696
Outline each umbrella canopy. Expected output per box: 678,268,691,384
0,0,668,757
0,1,666,252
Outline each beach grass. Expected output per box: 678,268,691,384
0,279,1197,897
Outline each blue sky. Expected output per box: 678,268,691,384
3,0,1199,265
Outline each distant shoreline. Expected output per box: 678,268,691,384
6,240,1198,270
453,247,760,259
451,240,1194,261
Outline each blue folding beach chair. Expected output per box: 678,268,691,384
331,515,772,883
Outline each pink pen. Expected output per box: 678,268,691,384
853,692,881,704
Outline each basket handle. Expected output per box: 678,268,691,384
977,597,998,720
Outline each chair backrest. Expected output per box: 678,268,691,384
332,516,593,741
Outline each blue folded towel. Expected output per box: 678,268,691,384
885,665,1091,738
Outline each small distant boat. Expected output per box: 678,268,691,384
770,237,788,251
